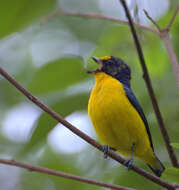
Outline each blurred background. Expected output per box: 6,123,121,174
0,0,179,189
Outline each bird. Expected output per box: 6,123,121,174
88,56,165,177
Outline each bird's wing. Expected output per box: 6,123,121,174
123,86,154,151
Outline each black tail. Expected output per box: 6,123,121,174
147,157,165,177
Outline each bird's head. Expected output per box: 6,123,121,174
88,56,131,87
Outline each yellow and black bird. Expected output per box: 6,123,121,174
88,56,165,177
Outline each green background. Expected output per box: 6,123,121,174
0,0,179,189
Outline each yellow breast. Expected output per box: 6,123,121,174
88,72,153,161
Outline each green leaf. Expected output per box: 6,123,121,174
59,0,107,43
162,167,179,183
93,24,136,58
38,146,95,190
21,146,99,190
0,0,56,38
170,143,179,149
28,56,87,94
18,93,89,156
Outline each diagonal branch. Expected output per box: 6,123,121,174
143,9,161,31
0,62,177,189
162,6,179,89
161,31,179,89
40,10,159,34
0,159,133,190
144,9,179,89
119,0,179,168
166,6,179,31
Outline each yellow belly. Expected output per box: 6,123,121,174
88,72,155,165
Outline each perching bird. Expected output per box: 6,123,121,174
88,56,165,177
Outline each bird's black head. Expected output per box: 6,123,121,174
88,56,131,88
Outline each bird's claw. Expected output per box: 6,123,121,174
124,158,134,171
102,145,110,159
102,145,116,159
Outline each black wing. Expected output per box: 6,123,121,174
123,86,154,151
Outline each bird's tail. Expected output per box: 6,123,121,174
147,156,165,177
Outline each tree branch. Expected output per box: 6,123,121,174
0,62,177,189
40,8,179,89
166,6,179,31
162,6,179,89
143,9,161,31
40,10,159,34
144,8,179,89
0,159,133,190
119,0,179,168
161,31,179,89
40,8,179,88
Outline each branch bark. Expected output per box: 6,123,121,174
40,10,159,34
0,159,133,190
119,0,179,168
40,7,179,90
161,31,179,91
166,6,179,30
0,61,177,190
162,6,179,89
144,7,179,89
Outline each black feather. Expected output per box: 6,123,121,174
123,86,154,151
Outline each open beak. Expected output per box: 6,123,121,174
87,56,102,74
92,56,100,63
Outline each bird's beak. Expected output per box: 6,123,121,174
92,56,100,63
87,56,102,74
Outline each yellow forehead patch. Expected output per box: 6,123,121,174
100,56,111,61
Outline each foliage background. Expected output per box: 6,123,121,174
0,0,179,189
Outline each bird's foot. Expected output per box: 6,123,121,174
102,145,116,159
102,145,110,159
124,157,134,171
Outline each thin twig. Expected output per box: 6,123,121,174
162,6,179,89
0,159,134,190
161,32,179,88
166,6,179,30
143,10,161,31
144,8,179,90
40,10,159,34
0,63,177,190
41,9,179,89
119,0,179,168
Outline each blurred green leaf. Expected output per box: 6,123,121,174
58,0,107,43
143,34,169,76
0,0,56,38
62,17,108,43
19,93,89,156
112,164,162,190
170,143,179,149
0,56,35,107
21,169,52,190
28,57,87,94
1,1,179,190
39,146,100,190
93,24,136,59
21,146,100,190
162,167,179,183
